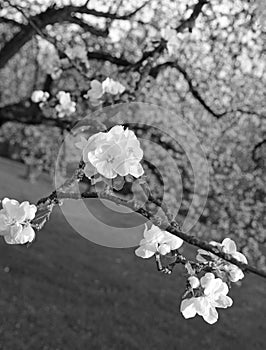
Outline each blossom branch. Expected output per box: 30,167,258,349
34,184,266,279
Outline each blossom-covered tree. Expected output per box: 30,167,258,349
0,0,265,325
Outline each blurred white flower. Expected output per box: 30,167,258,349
161,27,179,56
0,198,37,245
181,273,233,324
55,91,76,118
135,224,183,258
31,90,50,103
102,77,125,95
84,80,104,105
84,78,125,105
196,238,247,282
77,125,144,179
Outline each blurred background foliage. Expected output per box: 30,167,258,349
0,0,265,267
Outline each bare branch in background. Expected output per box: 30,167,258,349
0,2,147,69
0,16,22,27
149,61,225,118
175,0,209,33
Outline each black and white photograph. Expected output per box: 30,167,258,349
0,0,265,349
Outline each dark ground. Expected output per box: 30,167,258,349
0,157,265,350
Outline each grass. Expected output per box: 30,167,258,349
0,156,265,350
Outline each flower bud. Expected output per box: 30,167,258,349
188,276,200,289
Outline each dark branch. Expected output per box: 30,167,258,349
175,0,209,33
0,16,22,27
87,51,131,66
67,15,109,37
150,61,225,118
0,3,145,69
0,100,71,129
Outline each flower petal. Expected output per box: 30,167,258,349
4,223,23,244
143,225,164,242
20,225,35,244
200,273,215,289
129,163,144,178
2,198,26,223
232,251,248,264
20,202,37,221
180,298,197,319
158,243,171,255
163,231,183,250
222,238,237,254
95,161,117,179
213,295,233,309
202,305,219,325
226,264,245,282
135,245,156,259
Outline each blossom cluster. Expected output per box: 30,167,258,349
135,224,183,258
55,91,76,118
85,78,126,106
0,198,37,244
180,273,233,324
196,238,248,282
180,238,247,324
76,125,144,179
0,124,248,326
31,90,50,106
32,90,76,118
135,224,247,324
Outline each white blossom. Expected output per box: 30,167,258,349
196,238,247,282
84,78,125,105
135,224,183,258
0,198,37,245
55,91,76,118
161,27,179,56
31,90,50,103
180,273,233,324
76,125,144,179
102,77,125,95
